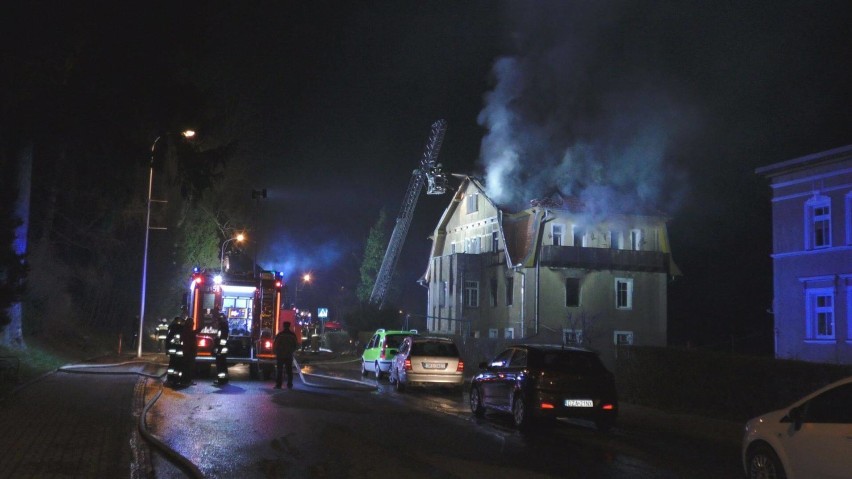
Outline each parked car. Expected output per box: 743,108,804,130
389,336,464,392
469,344,618,431
742,375,852,479
361,329,418,379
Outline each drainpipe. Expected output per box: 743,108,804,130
517,267,525,338
535,209,553,337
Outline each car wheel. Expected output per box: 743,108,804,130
360,360,368,377
512,394,531,430
746,444,787,479
469,386,485,417
374,362,383,380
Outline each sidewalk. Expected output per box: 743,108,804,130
0,356,163,479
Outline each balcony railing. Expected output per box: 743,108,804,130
540,245,670,273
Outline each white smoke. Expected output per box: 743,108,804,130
477,3,689,218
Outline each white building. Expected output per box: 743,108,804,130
421,176,679,363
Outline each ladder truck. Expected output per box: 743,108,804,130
369,119,449,309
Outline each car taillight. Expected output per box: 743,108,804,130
456,360,464,372
198,338,208,347
601,403,615,410
540,402,555,409
380,343,386,359
404,358,412,371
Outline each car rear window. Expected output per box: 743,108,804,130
532,350,605,373
411,341,459,357
384,335,408,348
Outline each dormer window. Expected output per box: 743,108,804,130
805,195,831,249
552,224,564,246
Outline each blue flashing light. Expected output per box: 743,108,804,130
193,266,201,273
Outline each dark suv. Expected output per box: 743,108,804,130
469,344,618,431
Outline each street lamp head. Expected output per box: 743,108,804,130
236,233,245,242
182,130,196,138
303,273,311,283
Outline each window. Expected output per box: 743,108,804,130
572,226,584,247
615,278,633,309
614,331,634,345
490,278,498,307
466,237,481,254
552,224,564,246
630,229,643,250
846,192,852,245
450,242,456,254
490,348,512,366
467,194,478,214
565,278,580,307
806,288,835,339
509,348,526,367
610,230,620,249
488,328,498,339
563,329,583,345
801,383,852,424
805,195,831,249
439,281,448,307
504,328,514,339
505,277,514,306
491,231,499,252
464,281,479,307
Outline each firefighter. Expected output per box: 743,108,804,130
180,317,198,386
156,318,169,353
165,316,184,386
213,311,230,386
273,321,299,389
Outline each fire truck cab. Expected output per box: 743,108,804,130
185,268,292,380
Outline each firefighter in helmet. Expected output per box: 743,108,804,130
165,316,184,386
156,317,169,353
180,316,198,386
213,309,230,386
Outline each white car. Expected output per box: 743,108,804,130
742,375,852,479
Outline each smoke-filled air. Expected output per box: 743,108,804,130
477,3,690,219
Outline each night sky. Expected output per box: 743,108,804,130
6,2,852,350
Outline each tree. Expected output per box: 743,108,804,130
357,208,390,303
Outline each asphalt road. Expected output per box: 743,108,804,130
146,356,743,479
0,354,742,478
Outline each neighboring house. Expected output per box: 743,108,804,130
421,176,680,364
756,145,852,364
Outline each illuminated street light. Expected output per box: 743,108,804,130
220,233,246,272
139,130,195,358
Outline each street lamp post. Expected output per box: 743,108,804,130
220,233,246,272
138,130,194,358
293,273,312,309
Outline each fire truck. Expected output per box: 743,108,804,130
185,267,297,379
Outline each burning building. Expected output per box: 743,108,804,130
422,176,680,364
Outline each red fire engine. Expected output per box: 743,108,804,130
185,267,298,379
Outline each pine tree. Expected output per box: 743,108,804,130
357,209,389,303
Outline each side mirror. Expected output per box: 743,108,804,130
787,406,804,431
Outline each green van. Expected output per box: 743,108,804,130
361,328,418,379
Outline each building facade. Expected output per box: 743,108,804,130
757,145,852,364
421,177,679,363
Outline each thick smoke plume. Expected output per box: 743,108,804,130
478,3,689,219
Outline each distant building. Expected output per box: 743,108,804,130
757,146,852,364
421,176,679,364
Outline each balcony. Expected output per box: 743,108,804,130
540,245,670,273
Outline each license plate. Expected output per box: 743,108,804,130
422,362,447,369
565,399,594,407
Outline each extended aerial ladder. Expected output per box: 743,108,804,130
369,119,448,308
